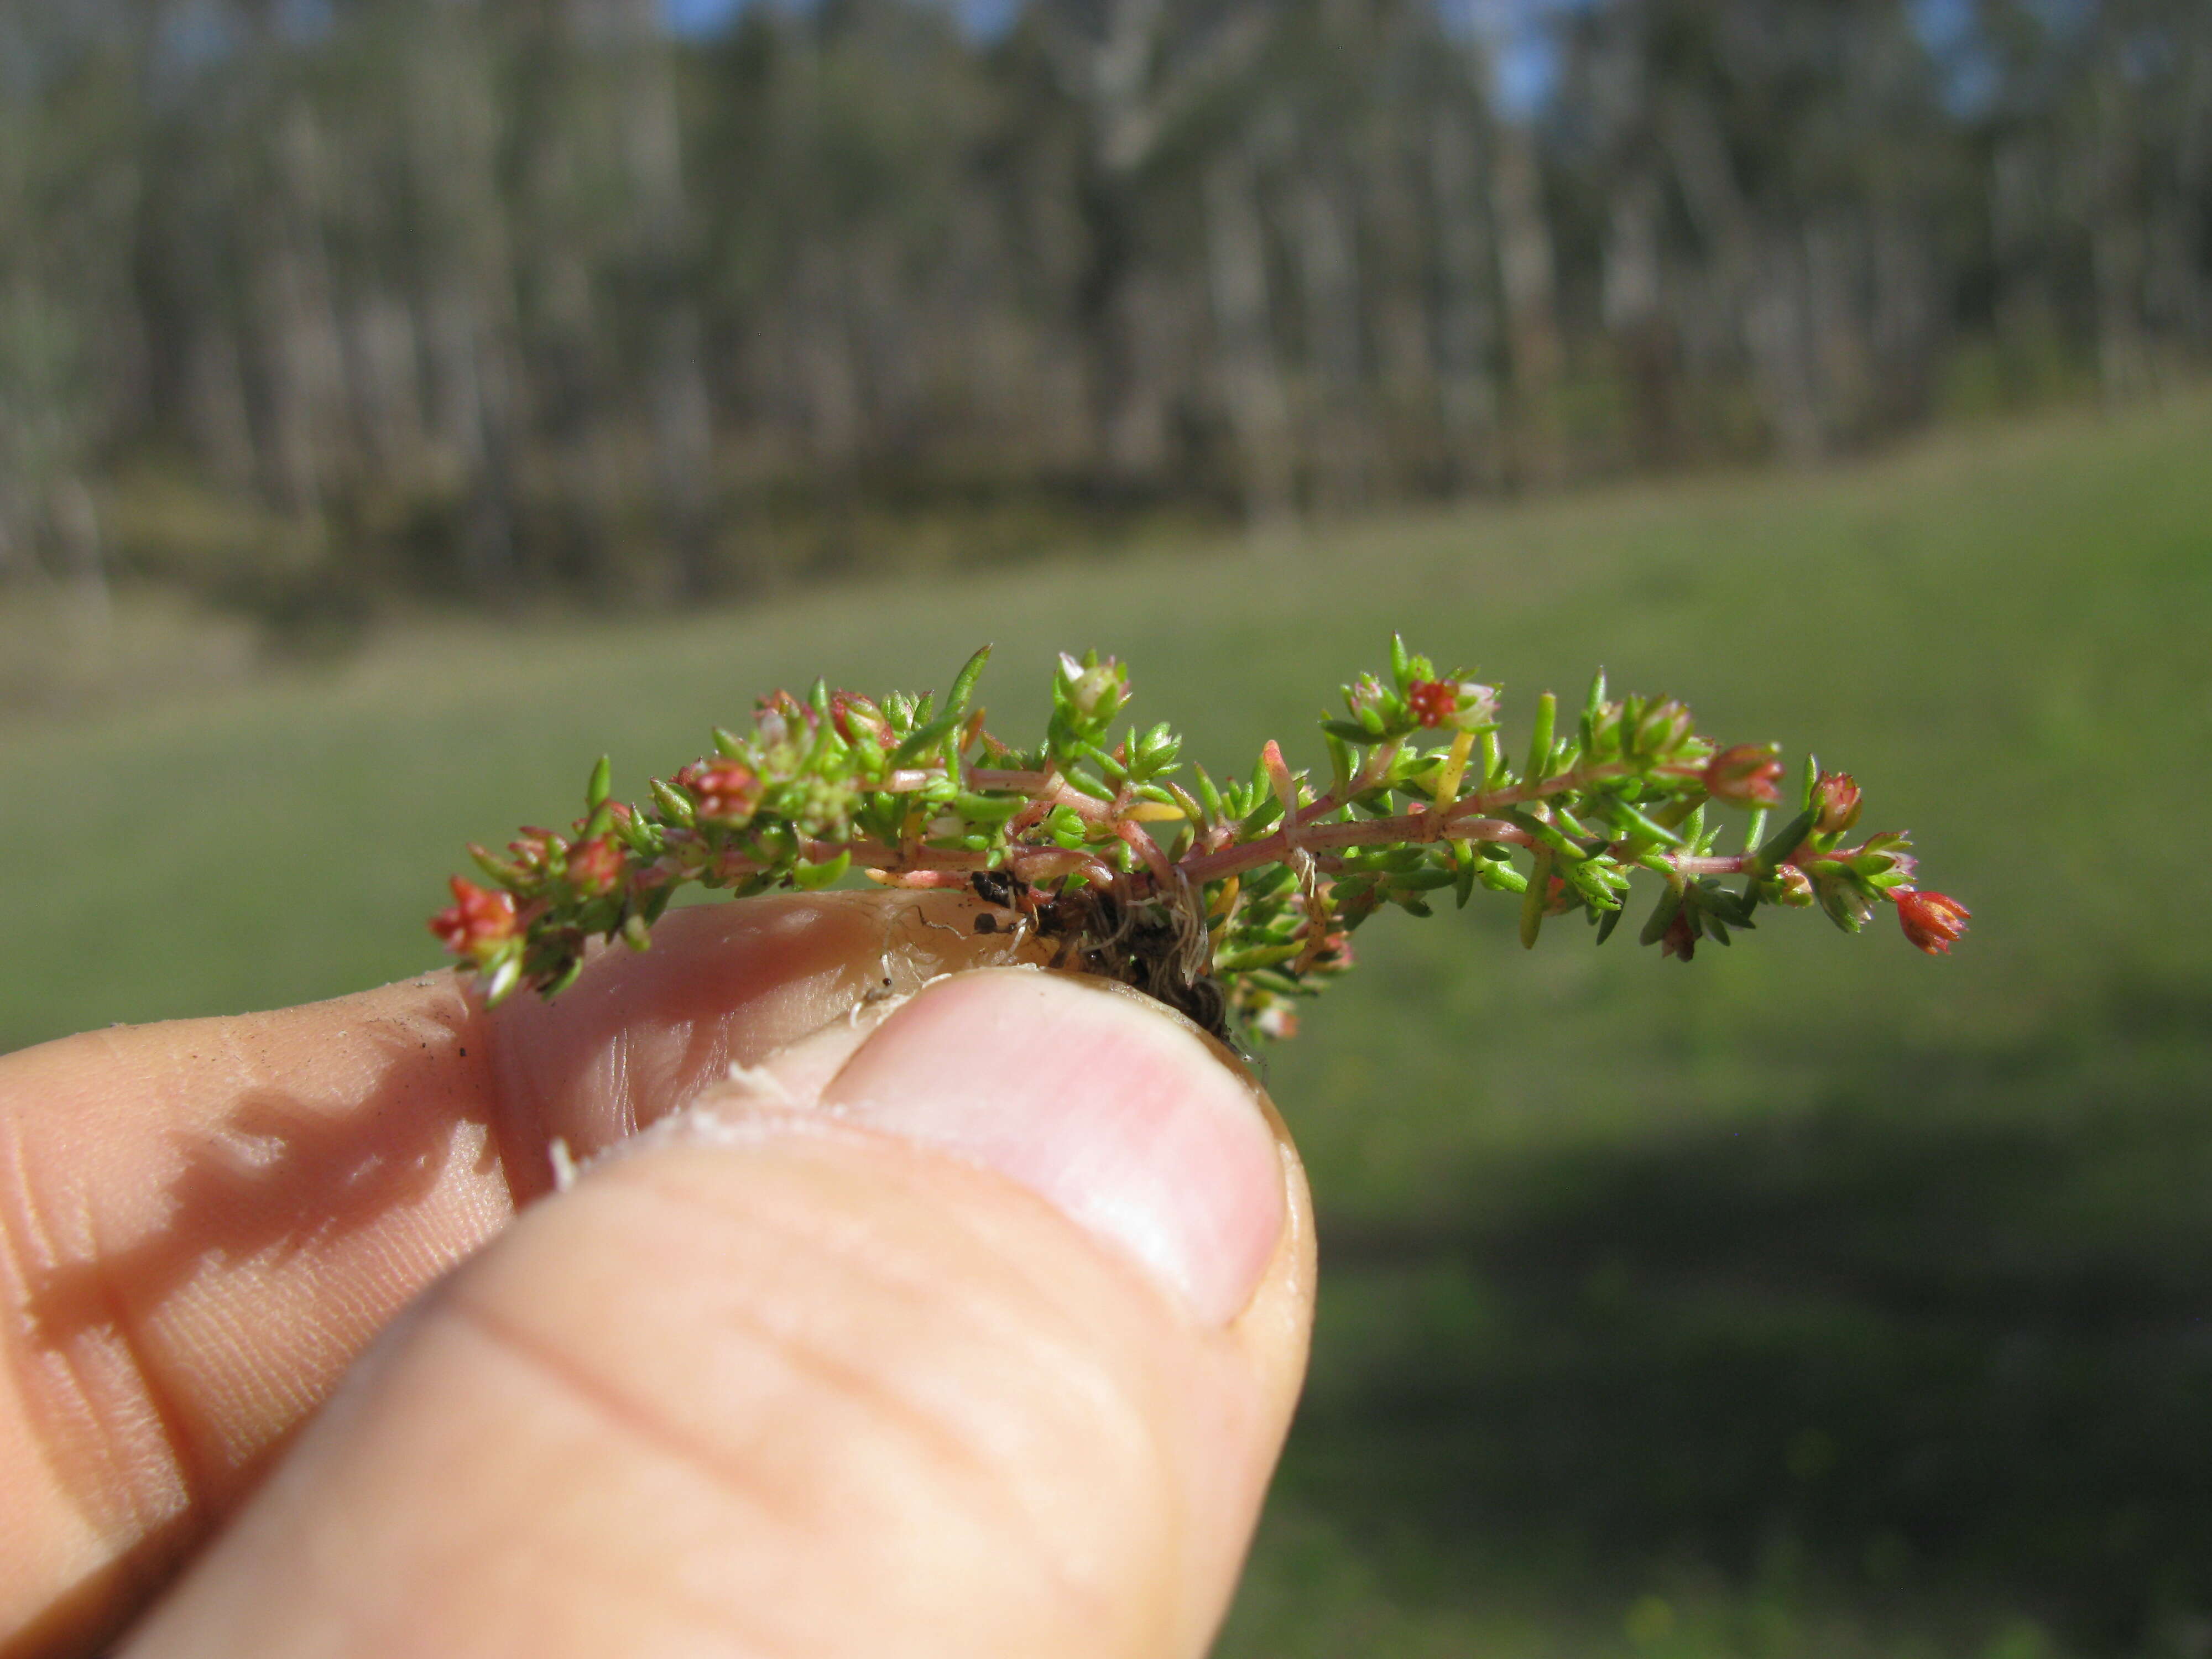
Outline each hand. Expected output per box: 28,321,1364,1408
0,891,1314,1658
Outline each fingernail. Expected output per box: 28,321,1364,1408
820,968,1285,1326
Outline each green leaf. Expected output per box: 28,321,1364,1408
1606,800,1684,848
1638,883,1687,946
1520,846,1552,949
1239,795,1285,835
1695,881,1759,927
1524,691,1557,785
1394,869,1458,891
1217,941,1306,972
1514,811,1589,862
1323,730,1356,793
792,850,852,891
649,779,696,827
952,791,1026,822
469,846,523,884
890,710,963,769
1063,765,1114,799
1750,805,1820,873
1076,740,1129,786
1579,668,1608,754
586,755,613,810
1389,633,1412,690
1741,805,1769,855
483,952,524,1007
1194,765,1224,823
1566,857,1629,910
1477,862,1528,895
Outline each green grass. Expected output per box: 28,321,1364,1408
8,394,2212,1655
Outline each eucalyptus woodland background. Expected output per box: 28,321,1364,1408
3,0,2208,620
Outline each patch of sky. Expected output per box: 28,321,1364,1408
664,0,1588,92
1910,0,2000,117
1440,0,1596,120
150,0,238,86
275,0,335,43
662,0,749,39
663,0,1024,42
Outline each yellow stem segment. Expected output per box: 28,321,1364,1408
1432,729,1476,810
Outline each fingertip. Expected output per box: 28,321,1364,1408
817,967,1288,1327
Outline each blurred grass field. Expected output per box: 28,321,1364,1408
7,395,2211,1655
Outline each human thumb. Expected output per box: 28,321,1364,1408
120,967,1316,1659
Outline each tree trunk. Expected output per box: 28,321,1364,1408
1489,119,1564,485
2091,72,2153,401
1291,166,1370,511
1428,103,1502,490
255,98,349,518
591,0,716,596
1665,91,1824,462
52,477,112,676
406,9,521,594
1203,139,1296,533
1601,167,1677,467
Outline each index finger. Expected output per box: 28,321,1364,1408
0,889,1022,1659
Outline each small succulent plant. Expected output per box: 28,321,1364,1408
434,640,1965,1041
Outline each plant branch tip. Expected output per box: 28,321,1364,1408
432,641,1965,1042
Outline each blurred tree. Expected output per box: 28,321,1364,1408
0,0,2203,614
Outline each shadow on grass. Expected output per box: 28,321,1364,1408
1284,992,2212,1650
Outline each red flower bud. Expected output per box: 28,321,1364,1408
429,876,519,959
1893,889,1970,955
1812,770,1863,834
1660,906,1697,961
1703,744,1784,806
676,759,764,826
567,836,625,897
1405,677,1498,731
1407,679,1455,727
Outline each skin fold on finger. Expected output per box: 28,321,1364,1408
122,975,1316,1659
0,891,1033,1659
